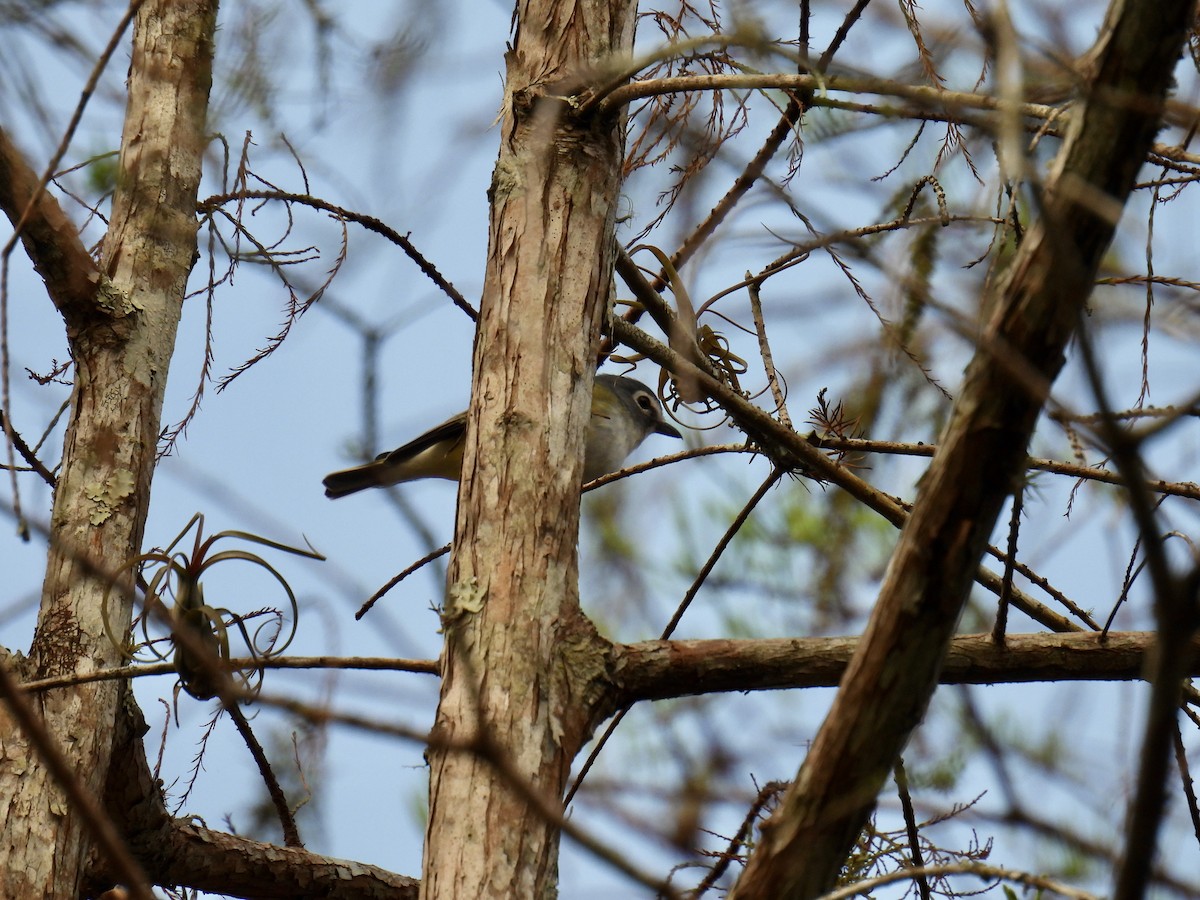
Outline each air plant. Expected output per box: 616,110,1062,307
103,513,324,702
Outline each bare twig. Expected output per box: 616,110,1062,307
893,758,931,900
565,468,783,807
19,654,439,694
816,860,1100,900
197,189,476,320
226,704,303,848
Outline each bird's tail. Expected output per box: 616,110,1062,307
322,462,383,499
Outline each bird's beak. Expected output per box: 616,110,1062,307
655,420,684,439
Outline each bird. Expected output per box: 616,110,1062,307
322,374,682,499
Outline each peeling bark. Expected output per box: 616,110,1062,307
420,2,638,897
0,3,217,895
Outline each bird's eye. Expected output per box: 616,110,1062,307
636,393,655,412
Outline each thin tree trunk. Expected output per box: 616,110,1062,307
420,2,637,897
729,1,1195,895
0,3,217,894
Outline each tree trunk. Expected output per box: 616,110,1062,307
420,2,637,897
0,2,217,894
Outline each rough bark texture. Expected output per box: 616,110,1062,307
729,0,1197,896
420,2,637,898
0,3,217,895
97,694,418,899
613,631,1200,702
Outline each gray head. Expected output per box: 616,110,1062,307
583,374,682,480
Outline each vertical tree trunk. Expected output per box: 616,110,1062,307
421,2,637,897
0,3,217,894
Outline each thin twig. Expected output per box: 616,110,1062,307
197,189,476,320
687,781,788,898
356,445,748,618
227,703,303,847
993,486,1023,645
0,408,56,486
661,468,784,639
19,654,439,693
356,543,451,619
747,278,790,429
565,468,783,807
1073,302,1200,900
1174,721,1200,849
893,758,931,900
816,860,1100,900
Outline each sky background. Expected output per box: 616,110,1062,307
3,1,1200,897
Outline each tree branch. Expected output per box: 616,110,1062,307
595,70,1200,169
100,694,417,900
599,71,1060,125
15,631,1190,705
0,126,99,316
0,408,56,486
612,632,1199,704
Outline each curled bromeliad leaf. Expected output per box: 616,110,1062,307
615,244,750,424
103,512,324,702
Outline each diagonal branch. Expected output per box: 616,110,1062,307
0,127,99,315
610,317,1085,634
725,0,1198,895
0,408,56,486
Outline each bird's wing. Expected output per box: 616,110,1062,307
376,411,468,466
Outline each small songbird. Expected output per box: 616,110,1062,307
322,374,682,499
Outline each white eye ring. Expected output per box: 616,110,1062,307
636,393,655,412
